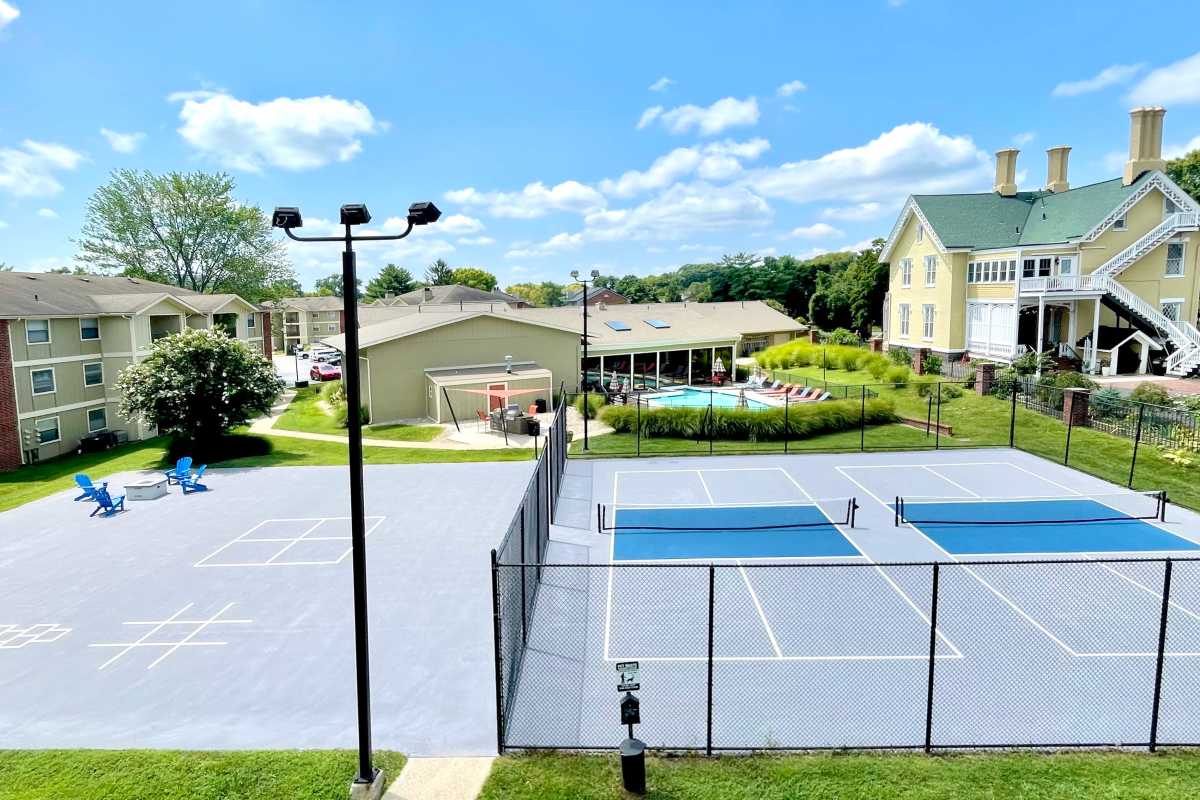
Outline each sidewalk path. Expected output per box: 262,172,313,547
384,757,495,800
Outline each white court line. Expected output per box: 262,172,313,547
195,516,385,568
694,471,716,505
266,520,325,564
839,461,1013,470
836,465,1080,657
91,603,192,670
921,466,980,499
738,560,783,658
146,602,237,669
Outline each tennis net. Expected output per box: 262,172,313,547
894,490,1167,527
598,498,857,534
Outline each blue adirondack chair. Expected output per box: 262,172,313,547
180,464,208,494
165,456,193,485
90,487,126,517
73,474,106,502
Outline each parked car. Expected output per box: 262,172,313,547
310,362,341,381
313,348,340,363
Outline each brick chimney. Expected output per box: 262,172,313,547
1123,107,1167,186
994,149,1019,197
1045,146,1071,193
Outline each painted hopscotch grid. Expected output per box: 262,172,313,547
0,623,71,649
88,602,252,670
194,516,386,568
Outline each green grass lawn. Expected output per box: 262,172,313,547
274,387,442,442
480,751,1200,800
0,438,172,514
0,750,405,800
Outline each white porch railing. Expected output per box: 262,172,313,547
1018,274,1102,294
967,340,1015,359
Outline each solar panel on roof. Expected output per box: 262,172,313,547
605,320,632,331
644,319,671,329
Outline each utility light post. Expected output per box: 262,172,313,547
571,269,600,450
272,200,441,799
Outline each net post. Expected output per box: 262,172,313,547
924,561,940,753
850,498,858,528
489,549,506,754
706,564,715,757
1149,558,1173,752
1009,381,1018,448
934,382,942,450
1129,403,1145,489
1160,490,1168,523
895,496,901,527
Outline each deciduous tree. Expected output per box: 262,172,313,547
365,264,416,299
450,267,498,291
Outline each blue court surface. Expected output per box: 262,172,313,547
610,503,860,560
898,496,1200,556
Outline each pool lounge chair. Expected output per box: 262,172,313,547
165,456,192,485
90,487,126,517
758,383,792,395
73,474,106,502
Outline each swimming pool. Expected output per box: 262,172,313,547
647,387,771,410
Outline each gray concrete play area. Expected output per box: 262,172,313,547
0,461,536,756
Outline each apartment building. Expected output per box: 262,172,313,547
0,272,267,470
264,296,346,354
881,107,1200,377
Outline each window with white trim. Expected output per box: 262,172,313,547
87,407,107,433
83,362,104,387
247,314,257,330
1165,196,1180,217
1161,299,1184,322
327,323,337,332
1166,243,1184,277
35,416,60,444
900,258,912,287
915,224,924,243
967,259,1018,284
80,318,100,341
898,304,911,337
31,368,55,395
922,304,935,340
1113,214,1127,231
26,319,50,344
1022,258,1036,278
923,255,937,286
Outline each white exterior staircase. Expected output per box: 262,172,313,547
1093,212,1199,278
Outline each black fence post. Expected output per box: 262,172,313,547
518,516,527,644
1009,382,1018,448
860,384,867,451
924,562,940,753
934,382,942,450
708,392,714,456
636,395,641,458
783,394,790,454
1064,392,1074,466
925,395,933,437
1149,558,1173,752
489,549,506,754
1128,403,1146,489
706,564,715,757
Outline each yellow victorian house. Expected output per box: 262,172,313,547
881,108,1200,377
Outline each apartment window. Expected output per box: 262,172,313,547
922,304,936,340
1038,258,1052,277
1022,258,1037,278
83,362,104,387
915,224,924,243
34,417,60,444
31,368,55,395
327,323,337,332
87,407,107,433
900,258,912,287
1166,243,1185,277
1113,214,1127,231
1058,256,1075,276
247,314,257,331
923,255,937,286
26,319,50,344
79,318,100,341
1161,299,1184,322
898,304,911,337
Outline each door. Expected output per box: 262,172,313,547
487,383,507,411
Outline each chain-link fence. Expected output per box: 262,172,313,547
492,557,1200,752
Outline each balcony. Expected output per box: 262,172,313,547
1018,275,1102,296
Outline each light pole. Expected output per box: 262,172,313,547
272,201,441,797
571,269,600,450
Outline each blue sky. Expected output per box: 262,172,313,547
2,1,1200,291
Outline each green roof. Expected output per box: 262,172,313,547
913,174,1149,250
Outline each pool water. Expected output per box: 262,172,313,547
647,387,770,410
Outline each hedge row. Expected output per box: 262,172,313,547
753,340,914,383
598,397,898,441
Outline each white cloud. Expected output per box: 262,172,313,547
1166,135,1200,159
435,213,485,235
100,128,146,154
586,181,772,241
600,138,770,198
505,232,585,259
36,208,57,218
840,238,878,253
0,2,18,30
445,180,605,219
776,80,807,97
170,91,380,172
457,235,495,246
636,106,664,130
648,77,674,92
1052,64,1143,97
787,222,842,239
0,140,85,197
745,122,990,205
1013,131,1036,146
641,96,760,136
821,202,884,221
1130,52,1200,106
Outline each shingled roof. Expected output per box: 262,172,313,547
0,272,200,317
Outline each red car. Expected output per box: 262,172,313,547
310,362,341,382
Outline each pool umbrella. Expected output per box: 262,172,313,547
713,356,726,374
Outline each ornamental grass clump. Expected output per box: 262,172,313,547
599,397,898,441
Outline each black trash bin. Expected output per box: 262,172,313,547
620,737,646,795
526,419,541,437
535,397,548,413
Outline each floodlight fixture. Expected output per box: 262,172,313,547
340,204,372,226
407,201,442,226
590,269,600,278
271,207,303,229
570,270,580,280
